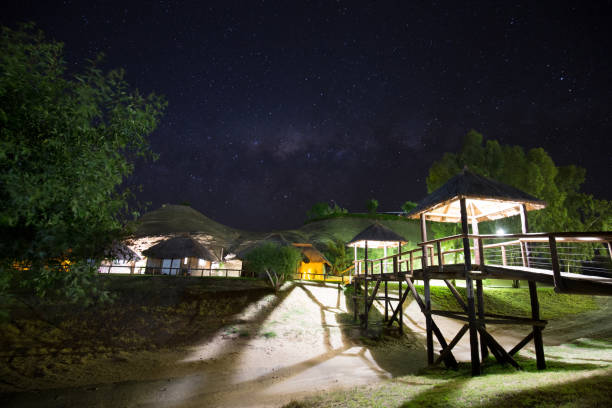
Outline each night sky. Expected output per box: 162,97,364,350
3,1,611,230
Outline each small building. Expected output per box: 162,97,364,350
293,243,331,280
98,243,141,274
142,235,216,276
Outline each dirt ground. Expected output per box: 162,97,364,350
1,281,611,408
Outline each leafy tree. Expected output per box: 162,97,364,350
426,130,611,234
366,198,379,214
306,201,348,221
243,243,302,291
324,239,353,275
401,200,418,214
0,25,165,304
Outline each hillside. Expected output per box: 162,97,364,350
132,205,429,256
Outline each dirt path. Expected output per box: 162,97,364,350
2,284,611,408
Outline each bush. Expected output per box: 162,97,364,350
244,243,302,291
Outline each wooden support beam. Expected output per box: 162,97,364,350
398,280,404,333
476,279,489,361
366,279,381,314
509,331,535,356
387,284,410,327
549,235,566,292
404,277,458,368
461,198,481,376
424,277,434,364
529,281,546,370
444,279,468,312
477,327,521,370
434,324,469,366
384,280,389,322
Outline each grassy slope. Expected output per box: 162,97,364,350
133,205,425,255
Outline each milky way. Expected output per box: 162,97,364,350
3,1,611,230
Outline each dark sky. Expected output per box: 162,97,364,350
3,1,612,230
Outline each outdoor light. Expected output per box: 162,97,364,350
184,257,188,264
198,259,206,266
496,228,505,235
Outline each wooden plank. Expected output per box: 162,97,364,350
384,280,389,322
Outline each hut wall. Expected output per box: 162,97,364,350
298,261,326,280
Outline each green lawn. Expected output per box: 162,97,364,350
376,284,598,319
286,345,612,407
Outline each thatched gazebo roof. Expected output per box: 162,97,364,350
142,236,216,261
347,223,408,248
293,243,331,265
406,169,546,223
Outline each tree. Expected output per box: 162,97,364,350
324,239,353,275
243,243,302,291
0,25,166,303
306,201,348,221
401,200,418,214
366,198,379,214
426,130,612,236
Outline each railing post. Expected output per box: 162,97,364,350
478,238,485,272
549,235,565,292
410,251,414,274
501,245,507,266
436,241,443,272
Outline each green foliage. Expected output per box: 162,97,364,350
426,130,612,236
0,25,165,302
401,201,418,214
366,198,379,214
324,239,353,275
244,243,302,290
306,201,348,221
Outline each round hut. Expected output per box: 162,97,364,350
143,235,216,276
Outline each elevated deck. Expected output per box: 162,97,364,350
350,231,612,375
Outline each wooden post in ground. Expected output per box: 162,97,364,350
420,213,433,364
398,279,403,334
521,204,546,370
363,240,369,328
475,221,489,361
384,279,389,322
461,198,481,375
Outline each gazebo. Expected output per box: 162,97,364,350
347,223,408,328
143,235,216,276
405,168,548,375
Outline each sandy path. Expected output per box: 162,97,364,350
1,283,424,407
3,284,610,408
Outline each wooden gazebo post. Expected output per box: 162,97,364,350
521,204,546,370
420,213,434,365
460,198,481,375
470,211,489,362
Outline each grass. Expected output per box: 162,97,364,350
285,340,612,408
377,283,598,319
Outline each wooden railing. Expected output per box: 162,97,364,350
100,265,243,278
353,232,612,291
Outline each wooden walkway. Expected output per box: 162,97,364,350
350,231,612,375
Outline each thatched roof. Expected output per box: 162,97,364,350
105,242,141,261
347,223,407,248
293,243,331,265
142,236,216,261
406,170,547,223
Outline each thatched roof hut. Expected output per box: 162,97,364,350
347,223,408,248
406,169,546,223
292,243,331,266
104,242,141,261
142,236,216,261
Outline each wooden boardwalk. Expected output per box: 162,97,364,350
350,231,612,375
